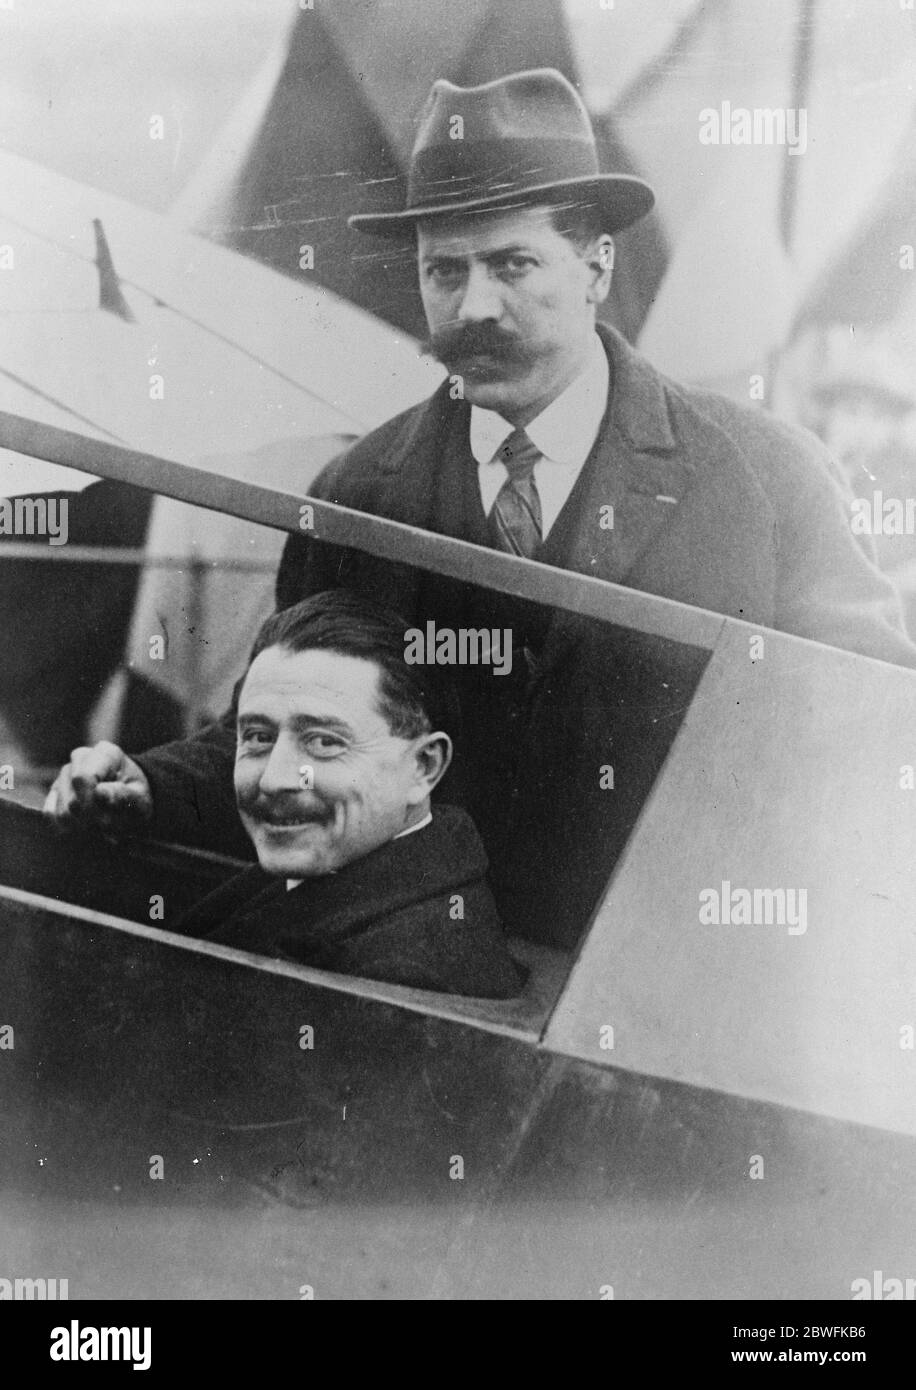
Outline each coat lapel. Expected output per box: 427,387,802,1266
535,327,697,669
563,324,695,589
374,383,461,530
212,808,485,961
350,384,465,615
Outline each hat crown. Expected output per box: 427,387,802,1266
348,67,655,237
415,68,595,155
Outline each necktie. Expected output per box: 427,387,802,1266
488,427,543,560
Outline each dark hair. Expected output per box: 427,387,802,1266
246,590,455,740
545,195,609,251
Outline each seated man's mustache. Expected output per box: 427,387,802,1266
424,325,530,363
246,797,332,826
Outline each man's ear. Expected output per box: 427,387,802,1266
407,731,453,804
585,234,615,305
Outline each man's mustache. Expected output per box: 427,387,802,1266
423,324,533,365
243,797,331,827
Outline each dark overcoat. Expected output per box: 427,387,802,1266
176,805,522,999
139,325,915,944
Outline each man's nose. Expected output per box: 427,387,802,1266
258,734,303,795
456,263,501,323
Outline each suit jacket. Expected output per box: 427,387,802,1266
138,325,916,940
175,805,522,999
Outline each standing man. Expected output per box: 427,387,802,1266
46,70,916,945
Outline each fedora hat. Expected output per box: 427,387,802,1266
349,68,655,237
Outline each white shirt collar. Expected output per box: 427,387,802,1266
469,332,609,468
394,810,433,840
285,810,433,891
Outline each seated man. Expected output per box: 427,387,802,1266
174,590,522,999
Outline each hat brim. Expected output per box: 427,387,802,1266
348,174,655,238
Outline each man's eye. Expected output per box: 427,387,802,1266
499,254,535,275
239,728,273,748
427,263,463,284
304,733,345,757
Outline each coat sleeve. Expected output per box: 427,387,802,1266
692,389,916,668
132,707,253,857
765,421,916,667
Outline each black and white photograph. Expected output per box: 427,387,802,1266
0,0,915,1326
